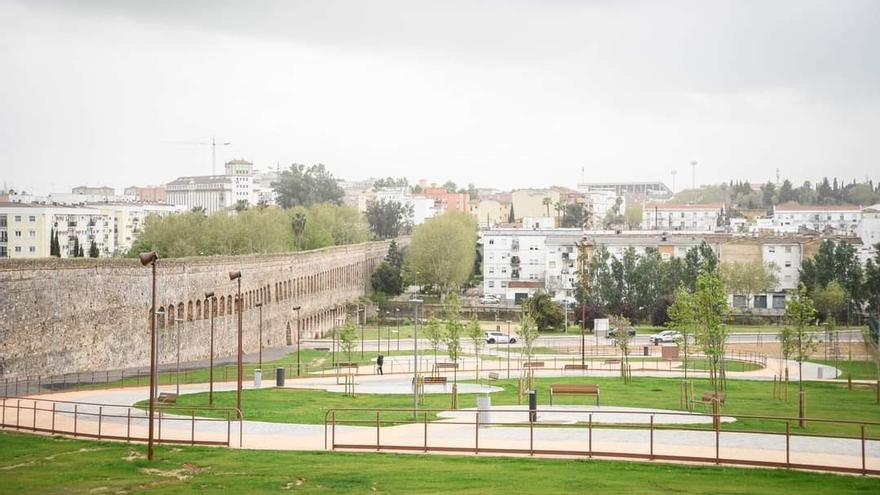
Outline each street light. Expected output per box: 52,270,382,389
176,319,182,395
255,302,263,369
229,270,243,414
205,291,216,405
410,298,423,418
292,306,302,376
139,251,159,461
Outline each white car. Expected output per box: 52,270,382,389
485,331,516,344
479,295,500,305
649,330,681,345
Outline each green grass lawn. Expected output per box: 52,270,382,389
147,375,880,438
1,432,877,494
815,360,879,381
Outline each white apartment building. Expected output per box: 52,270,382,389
857,204,880,247
0,203,115,258
771,204,861,234
578,181,671,198
91,202,182,255
641,203,723,232
166,175,234,214
370,186,438,225
577,189,625,227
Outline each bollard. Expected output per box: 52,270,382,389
276,367,285,387
528,389,537,423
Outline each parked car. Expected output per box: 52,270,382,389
479,295,500,305
649,330,681,345
485,331,517,344
605,326,637,339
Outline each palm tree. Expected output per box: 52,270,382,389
542,197,552,216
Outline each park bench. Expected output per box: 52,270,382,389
157,392,178,404
522,361,544,368
313,347,330,351
549,384,600,406
335,363,359,376
433,362,459,376
694,391,726,411
488,372,500,381
422,376,447,385
563,364,589,371
603,359,621,366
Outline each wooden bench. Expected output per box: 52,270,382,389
522,361,544,368
313,347,330,351
157,392,178,404
549,384,600,406
434,363,459,370
422,376,447,385
694,391,726,411
488,372,500,381
563,364,589,371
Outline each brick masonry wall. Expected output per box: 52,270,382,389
0,240,396,378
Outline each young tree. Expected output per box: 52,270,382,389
785,283,818,426
610,314,634,383
666,285,696,380
88,241,99,258
337,320,359,363
466,316,485,384
423,317,444,364
692,271,729,392
403,212,477,297
443,295,464,406
518,313,540,389
812,280,846,322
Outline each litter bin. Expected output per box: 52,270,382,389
254,369,262,388
276,366,285,386
817,367,824,379
477,394,491,428
643,346,650,356
528,389,537,422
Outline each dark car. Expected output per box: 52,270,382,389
606,326,637,339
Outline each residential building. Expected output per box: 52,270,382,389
857,204,880,248
641,203,723,232
422,186,470,213
579,189,625,227
577,181,671,198
470,199,510,227
90,202,182,254
772,204,861,235
0,202,115,258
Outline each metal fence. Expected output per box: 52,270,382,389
0,397,242,447
323,407,879,476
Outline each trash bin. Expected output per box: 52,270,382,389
817,367,824,379
254,369,262,388
477,394,491,428
643,346,650,356
528,389,537,422
276,366,285,387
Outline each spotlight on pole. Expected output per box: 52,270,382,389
139,251,158,461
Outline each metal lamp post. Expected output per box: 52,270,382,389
139,251,159,461
175,319,182,395
255,302,263,369
395,308,401,351
229,270,243,414
292,306,302,376
410,298,423,418
205,291,215,404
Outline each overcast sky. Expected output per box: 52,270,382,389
1,0,878,195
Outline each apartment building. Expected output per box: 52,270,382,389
641,203,723,232
772,204,861,234
0,203,115,258
166,175,234,214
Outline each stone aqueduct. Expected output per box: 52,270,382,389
0,240,394,378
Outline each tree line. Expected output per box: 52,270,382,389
673,177,880,210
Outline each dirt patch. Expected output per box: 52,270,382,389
140,463,210,481
123,450,146,462
282,478,306,490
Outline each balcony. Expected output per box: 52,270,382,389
510,255,521,266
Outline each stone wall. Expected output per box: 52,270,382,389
0,240,393,378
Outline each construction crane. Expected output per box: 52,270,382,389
164,136,231,175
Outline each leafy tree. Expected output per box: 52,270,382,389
403,212,477,297
800,240,863,325
542,197,552,216
812,280,845,322
693,271,729,392
385,239,404,268
862,317,880,404
371,262,402,296
785,284,818,427
233,199,249,212
666,285,696,380
272,163,344,208
720,261,779,309
373,177,408,189
365,199,413,239
624,203,642,229
88,241,99,258
443,180,457,193
523,292,564,331
683,241,719,290
865,246,880,315
443,294,464,403
49,228,60,257
560,203,588,228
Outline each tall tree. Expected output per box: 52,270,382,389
272,163,344,208
403,212,477,297
693,271,729,392
365,199,413,239
88,241,99,258
666,285,696,382
720,261,779,309
385,239,404,268
523,292,564,331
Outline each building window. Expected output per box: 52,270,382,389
784,261,792,268
28,230,36,238
15,231,21,237
29,216,36,222
768,246,775,253
488,281,495,288
784,246,792,253
753,295,767,308
28,246,36,253
15,246,21,253
772,294,786,309
14,216,21,222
